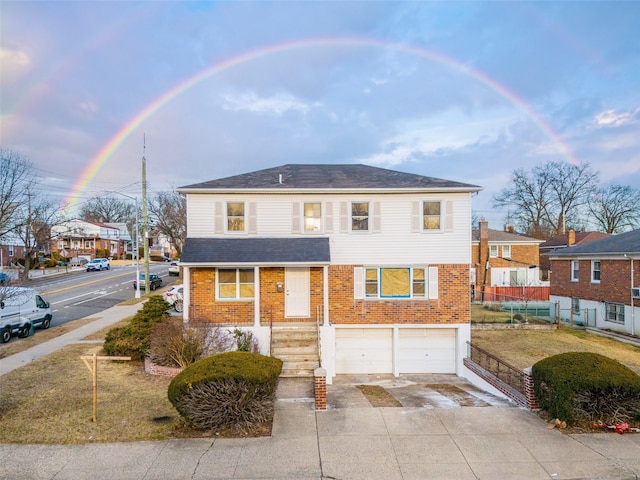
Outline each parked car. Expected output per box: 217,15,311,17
0,287,52,343
0,272,9,285
168,261,180,276
86,258,110,271
163,284,183,311
133,273,163,291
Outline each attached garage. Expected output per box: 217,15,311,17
335,328,393,374
334,327,457,375
398,328,456,374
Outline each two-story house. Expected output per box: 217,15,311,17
548,229,640,337
178,164,481,382
50,219,125,260
471,219,544,293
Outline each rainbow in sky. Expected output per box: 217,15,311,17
64,37,578,212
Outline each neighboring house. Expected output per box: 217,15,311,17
548,229,640,337
50,219,125,260
0,233,26,268
178,164,481,382
539,229,610,280
471,219,545,292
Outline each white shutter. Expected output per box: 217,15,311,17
248,202,257,234
353,267,365,299
214,202,224,234
372,202,381,233
428,266,439,300
340,202,349,233
412,201,421,233
292,202,301,234
444,200,453,232
324,202,333,233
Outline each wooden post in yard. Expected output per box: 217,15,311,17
80,353,131,422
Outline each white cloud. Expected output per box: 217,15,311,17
595,107,640,127
219,91,317,116
0,47,30,66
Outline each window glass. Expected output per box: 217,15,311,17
489,245,498,258
412,269,425,297
591,260,601,282
304,203,322,231
227,202,245,231
606,302,624,324
423,201,441,230
571,297,580,314
218,268,255,300
571,260,579,281
352,202,369,231
502,245,511,258
365,268,378,297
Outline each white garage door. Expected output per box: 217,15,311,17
335,329,393,374
398,329,456,374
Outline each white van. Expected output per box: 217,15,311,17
0,287,52,343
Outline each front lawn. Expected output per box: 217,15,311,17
471,326,640,375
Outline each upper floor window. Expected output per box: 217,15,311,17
85,241,94,249
304,203,322,232
8,246,14,256
605,302,624,324
423,201,441,230
502,245,511,258
365,267,425,299
489,245,498,258
571,260,579,282
351,202,369,231
227,202,245,232
217,268,254,300
591,260,601,283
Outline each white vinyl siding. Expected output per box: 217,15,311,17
184,192,472,264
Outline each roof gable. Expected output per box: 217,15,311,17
179,164,481,192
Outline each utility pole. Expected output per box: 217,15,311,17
142,136,150,295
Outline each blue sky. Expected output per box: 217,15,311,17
1,1,638,229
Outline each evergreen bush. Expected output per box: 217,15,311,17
168,351,282,432
532,352,640,425
103,296,170,360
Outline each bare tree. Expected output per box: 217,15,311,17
589,185,640,233
0,149,34,238
493,166,554,238
493,161,598,238
13,192,63,281
79,196,135,224
148,190,186,257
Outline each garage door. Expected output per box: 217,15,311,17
335,329,393,374
398,329,456,374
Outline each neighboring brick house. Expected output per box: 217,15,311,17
0,233,25,268
548,229,640,337
178,164,481,382
471,219,544,293
50,219,126,260
539,229,610,280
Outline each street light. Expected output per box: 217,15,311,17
109,191,140,299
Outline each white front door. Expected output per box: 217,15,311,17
285,267,310,317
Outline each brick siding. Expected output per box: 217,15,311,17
551,259,639,307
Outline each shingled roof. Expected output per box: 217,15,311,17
181,237,331,264
549,229,640,256
179,164,481,192
471,228,543,243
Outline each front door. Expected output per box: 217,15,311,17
285,267,310,317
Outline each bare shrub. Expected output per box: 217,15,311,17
174,377,276,433
149,319,233,369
